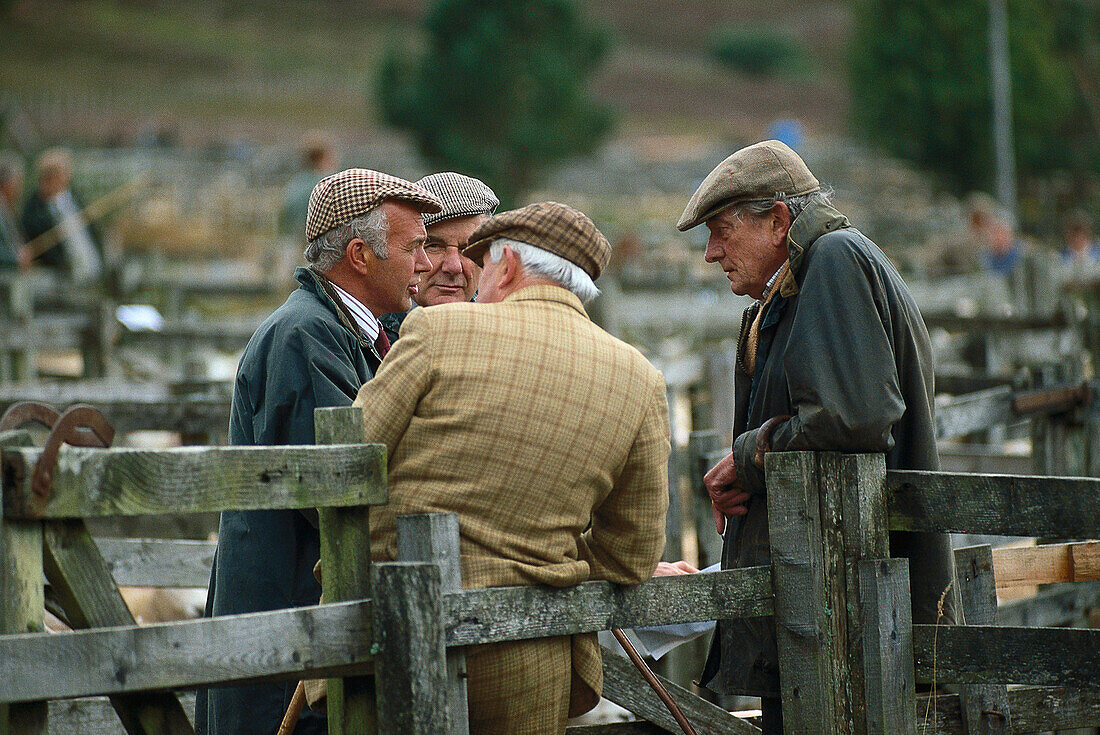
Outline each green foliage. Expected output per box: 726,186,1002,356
849,0,1095,193
708,26,807,77
377,0,615,205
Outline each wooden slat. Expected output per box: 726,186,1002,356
912,625,1100,689
94,538,215,589
887,470,1100,538
934,386,1014,440
914,687,1100,734
43,520,193,734
0,517,47,734
2,444,386,518
599,646,759,735
445,566,773,647
991,541,1100,588
997,582,1100,628
859,559,916,735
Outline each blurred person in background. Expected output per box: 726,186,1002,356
19,146,104,282
197,168,440,735
677,140,956,735
380,171,499,339
966,191,1050,312
278,131,338,238
0,152,27,270
1060,209,1100,265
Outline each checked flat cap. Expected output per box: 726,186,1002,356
417,172,499,227
676,140,820,231
464,201,610,281
306,168,443,242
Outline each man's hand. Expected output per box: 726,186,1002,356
653,560,699,577
704,452,750,535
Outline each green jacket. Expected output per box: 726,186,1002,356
198,267,382,735
701,199,956,697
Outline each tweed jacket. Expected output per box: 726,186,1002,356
353,284,670,716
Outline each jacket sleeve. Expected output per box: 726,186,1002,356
578,375,670,585
297,321,367,412
353,308,432,458
733,237,905,495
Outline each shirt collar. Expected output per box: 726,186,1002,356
760,265,785,302
328,282,381,341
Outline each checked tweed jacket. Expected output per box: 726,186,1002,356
353,284,670,720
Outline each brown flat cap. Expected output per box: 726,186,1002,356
416,172,499,227
306,168,443,242
676,140,819,231
463,201,610,280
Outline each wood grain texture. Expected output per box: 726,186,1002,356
372,562,449,734
914,687,1100,734
886,470,1100,538
599,645,759,735
952,546,1011,735
996,582,1100,628
934,387,1014,440
858,559,915,735
445,567,773,647
0,515,46,734
93,538,215,589
912,624,1100,688
2,444,386,518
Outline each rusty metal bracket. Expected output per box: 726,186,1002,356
32,405,115,501
0,401,62,432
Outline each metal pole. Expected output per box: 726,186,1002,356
988,0,1018,223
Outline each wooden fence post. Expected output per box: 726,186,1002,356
396,513,469,735
953,545,1011,735
0,516,46,735
858,558,916,735
315,406,379,735
371,562,450,733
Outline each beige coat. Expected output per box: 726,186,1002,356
353,284,669,718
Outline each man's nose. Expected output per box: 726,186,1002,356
441,247,463,274
704,237,723,263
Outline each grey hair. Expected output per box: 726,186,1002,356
732,187,834,223
489,238,601,304
304,206,389,273
0,153,23,185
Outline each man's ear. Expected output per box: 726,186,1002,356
346,238,372,275
499,245,521,287
771,202,793,244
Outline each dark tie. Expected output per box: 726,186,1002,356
374,329,391,358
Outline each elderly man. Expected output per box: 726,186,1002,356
0,153,26,269
678,141,955,734
353,201,670,734
197,169,441,735
380,171,498,337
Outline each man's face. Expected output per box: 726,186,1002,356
704,208,786,300
475,249,506,304
362,200,432,314
416,214,486,306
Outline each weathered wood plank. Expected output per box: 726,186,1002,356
2,444,386,518
397,514,469,734
914,687,1100,734
887,470,1100,537
0,514,46,734
445,567,773,647
859,559,915,735
952,546,1011,735
314,404,376,735
912,625,1100,688
990,541,1100,588
93,539,215,589
765,451,838,734
43,520,195,735
372,562,449,734
934,387,1014,440
599,645,759,735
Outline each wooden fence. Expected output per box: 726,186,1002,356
1,403,1098,734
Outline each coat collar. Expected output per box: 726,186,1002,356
503,284,589,319
778,199,851,298
294,267,378,355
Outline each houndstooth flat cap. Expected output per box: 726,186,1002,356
463,201,611,280
306,168,443,242
416,172,499,227
676,140,820,231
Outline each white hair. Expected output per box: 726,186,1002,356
304,206,388,272
489,238,600,304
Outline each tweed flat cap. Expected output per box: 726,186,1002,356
464,201,611,280
417,172,499,227
306,168,442,242
676,140,820,231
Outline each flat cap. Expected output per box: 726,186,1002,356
306,168,442,242
464,201,611,280
416,172,499,227
676,140,819,231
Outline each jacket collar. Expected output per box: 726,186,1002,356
778,199,850,298
294,267,375,352
503,284,589,319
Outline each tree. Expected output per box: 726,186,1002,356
849,0,1095,194
377,0,614,206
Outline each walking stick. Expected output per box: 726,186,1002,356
276,681,307,735
611,628,698,735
